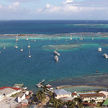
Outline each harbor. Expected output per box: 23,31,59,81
0,33,108,89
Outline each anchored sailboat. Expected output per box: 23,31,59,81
28,49,32,58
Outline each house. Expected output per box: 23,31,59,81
99,91,108,98
0,87,21,101
54,89,72,99
80,93,105,103
16,91,30,103
72,92,78,98
16,93,26,103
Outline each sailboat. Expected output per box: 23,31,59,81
54,55,59,62
15,35,19,48
27,42,31,48
15,42,18,48
20,48,24,52
28,49,32,58
98,48,102,52
16,34,19,42
54,50,60,56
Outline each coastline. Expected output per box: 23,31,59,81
56,85,107,89
49,73,108,88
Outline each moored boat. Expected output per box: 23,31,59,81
98,48,102,52
54,55,59,62
54,50,60,56
103,53,108,58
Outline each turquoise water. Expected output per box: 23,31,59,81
0,35,108,89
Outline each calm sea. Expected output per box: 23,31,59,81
0,20,108,89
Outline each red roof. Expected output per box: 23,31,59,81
80,93,105,98
83,102,96,107
0,87,21,90
72,92,77,95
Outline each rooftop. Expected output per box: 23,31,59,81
0,87,21,96
80,93,105,98
54,89,71,95
0,87,20,91
72,92,77,95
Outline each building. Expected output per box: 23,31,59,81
16,93,26,103
99,91,108,98
0,87,21,101
15,91,30,103
54,89,72,99
80,93,105,103
72,92,78,98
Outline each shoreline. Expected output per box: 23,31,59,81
49,73,108,88
56,85,107,89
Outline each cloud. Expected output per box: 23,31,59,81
8,2,20,9
62,0,108,8
45,3,51,9
64,0,74,4
0,4,2,8
37,0,108,14
0,0,108,20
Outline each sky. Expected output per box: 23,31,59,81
0,0,108,20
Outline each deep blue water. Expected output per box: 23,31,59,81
0,20,108,89
0,20,108,34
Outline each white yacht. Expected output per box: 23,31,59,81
28,55,32,58
54,55,59,62
15,45,18,49
103,53,108,59
54,50,60,56
20,49,23,52
98,48,102,52
28,45,31,48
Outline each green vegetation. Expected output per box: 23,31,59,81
36,90,46,102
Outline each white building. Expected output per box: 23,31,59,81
80,93,105,103
16,93,26,103
0,87,21,101
99,91,108,98
54,89,72,99
16,91,30,103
